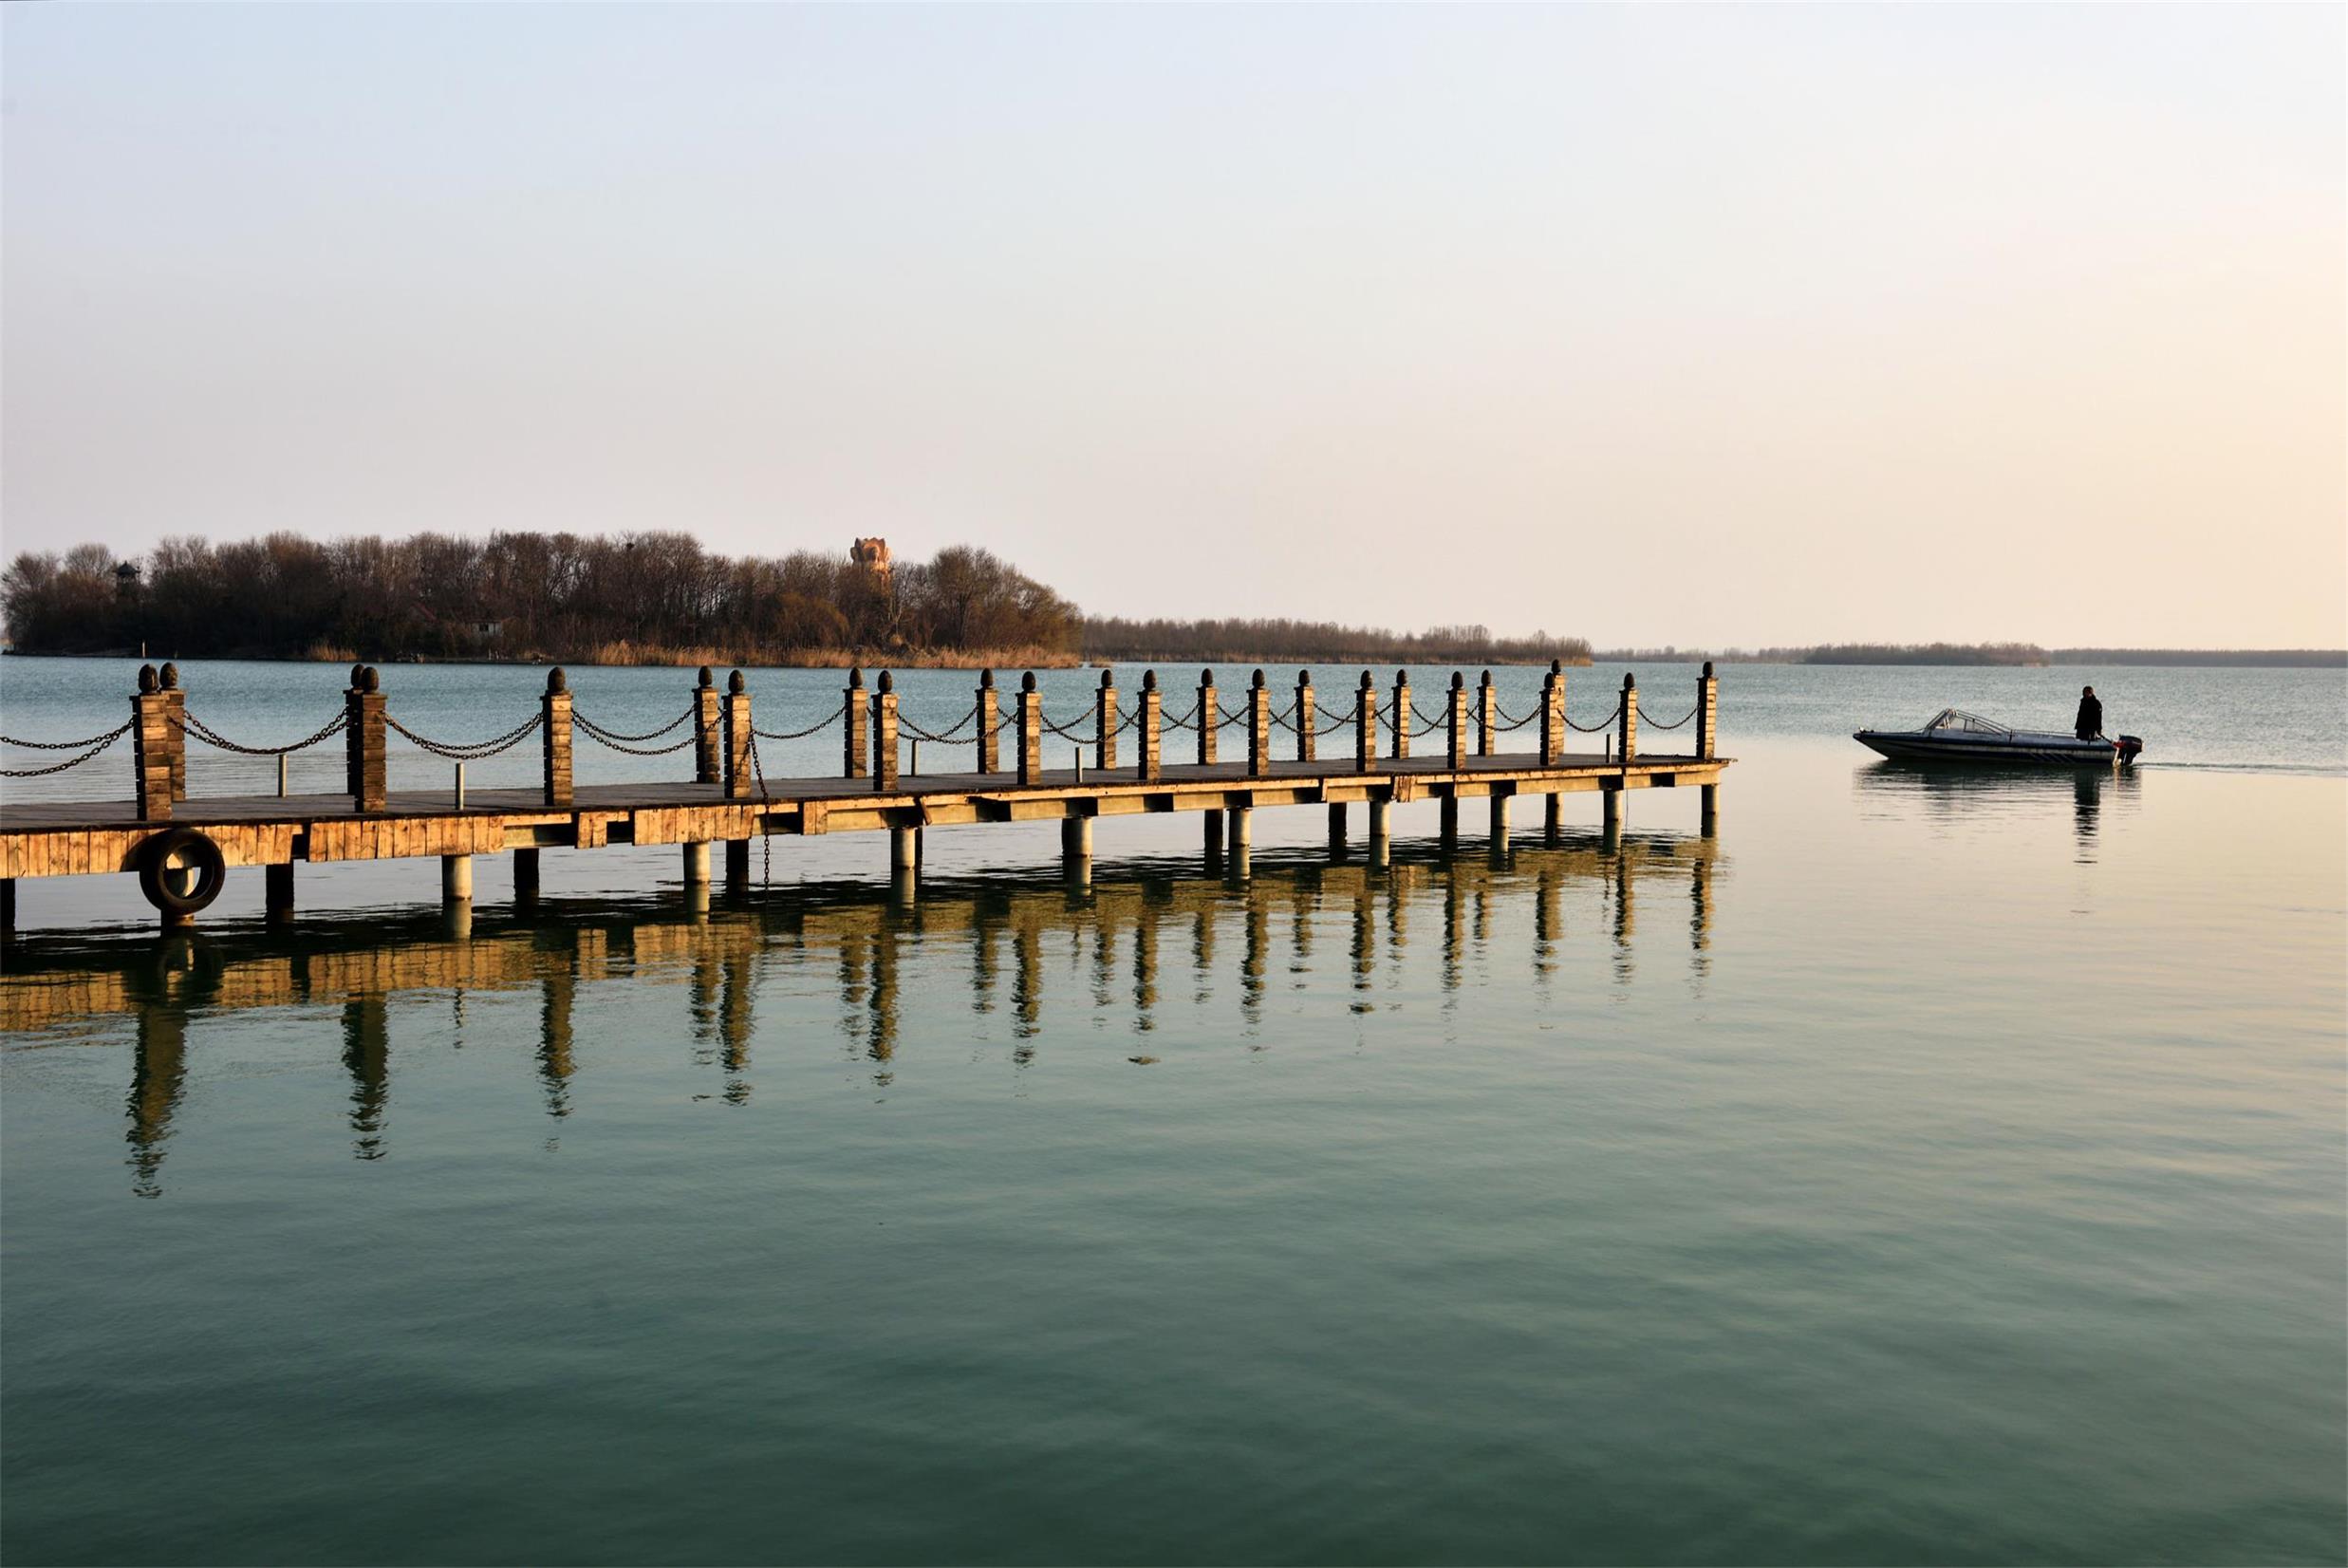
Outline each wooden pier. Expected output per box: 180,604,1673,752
1,661,1728,932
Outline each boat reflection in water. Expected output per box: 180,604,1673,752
1,834,1725,1196
1854,758,2141,863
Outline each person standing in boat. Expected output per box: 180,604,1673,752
2075,685,2104,741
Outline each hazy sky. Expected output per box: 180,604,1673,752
4,4,2341,648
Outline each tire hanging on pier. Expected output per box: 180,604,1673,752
137,826,228,917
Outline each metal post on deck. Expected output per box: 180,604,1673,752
454,761,465,810
277,753,289,798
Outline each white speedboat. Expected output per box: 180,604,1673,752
1854,708,2142,766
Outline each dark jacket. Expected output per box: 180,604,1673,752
2075,694,2103,740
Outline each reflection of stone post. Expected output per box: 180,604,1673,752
541,668,572,808
976,670,1001,775
694,665,721,784
1138,671,1163,782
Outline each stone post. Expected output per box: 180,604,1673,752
1138,670,1163,782
541,668,573,809
1540,659,1564,766
1246,669,1271,777
1696,660,1718,760
694,665,721,784
1016,673,1042,784
1445,673,1467,769
1390,670,1411,760
872,671,899,792
843,668,868,779
347,665,386,812
1619,673,1639,764
158,663,187,800
1476,670,1497,757
1354,670,1377,771
1295,670,1315,764
1095,669,1117,773
977,670,1001,775
723,671,753,799
131,665,174,821
1196,669,1218,767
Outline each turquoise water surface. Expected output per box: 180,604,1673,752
3,661,2342,1564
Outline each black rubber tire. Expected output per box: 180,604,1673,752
137,826,228,917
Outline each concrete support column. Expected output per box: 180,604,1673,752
1544,793,1562,845
725,838,752,889
1327,802,1347,851
441,854,473,902
1490,793,1511,853
265,862,295,921
1439,795,1460,849
1602,787,1623,843
1701,784,1720,837
1203,807,1224,855
1226,806,1252,879
890,825,918,875
512,848,541,903
1368,796,1392,868
682,841,711,886
1061,815,1092,883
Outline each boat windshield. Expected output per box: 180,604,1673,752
1923,709,2013,736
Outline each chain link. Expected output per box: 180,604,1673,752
1566,704,1623,734
572,706,694,744
383,710,545,759
177,708,350,756
752,708,842,742
898,703,981,744
1638,703,1700,731
0,720,132,776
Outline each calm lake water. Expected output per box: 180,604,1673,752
4,659,2343,1564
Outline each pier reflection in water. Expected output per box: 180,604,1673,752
0,834,1723,1195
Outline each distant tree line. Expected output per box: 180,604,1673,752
1081,617,1592,667
0,532,1081,665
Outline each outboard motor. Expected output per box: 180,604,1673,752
2115,735,2144,765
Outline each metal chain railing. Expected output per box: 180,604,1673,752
1566,704,1623,734
752,709,842,743
0,720,133,777
898,703,981,744
571,707,694,745
383,711,545,759
177,709,350,756
1639,703,1700,730
575,715,699,756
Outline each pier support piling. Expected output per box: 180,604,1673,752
725,839,751,890
512,848,540,905
1490,794,1511,853
1061,816,1093,884
1203,809,1223,855
1701,784,1720,838
682,841,711,887
441,854,473,903
1439,795,1460,849
2,877,13,942
265,862,294,922
890,826,918,876
1328,802,1347,854
1601,788,1622,845
1227,806,1253,879
1545,793,1562,845
1368,796,1391,868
